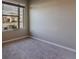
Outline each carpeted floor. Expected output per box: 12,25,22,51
2,38,76,59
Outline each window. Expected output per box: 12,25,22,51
2,2,24,31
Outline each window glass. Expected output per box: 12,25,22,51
2,3,24,31
20,8,24,29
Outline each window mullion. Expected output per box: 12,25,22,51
18,7,20,29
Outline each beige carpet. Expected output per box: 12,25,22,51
3,38,76,59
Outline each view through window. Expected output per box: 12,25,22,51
2,2,24,31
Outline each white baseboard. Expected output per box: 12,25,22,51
32,37,76,53
3,36,30,44
3,36,76,52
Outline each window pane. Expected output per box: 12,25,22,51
2,3,24,31
20,8,24,29
2,4,18,15
2,4,19,31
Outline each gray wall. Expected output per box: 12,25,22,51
30,0,76,49
2,0,29,41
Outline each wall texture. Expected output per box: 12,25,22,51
2,0,29,41
30,0,76,49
